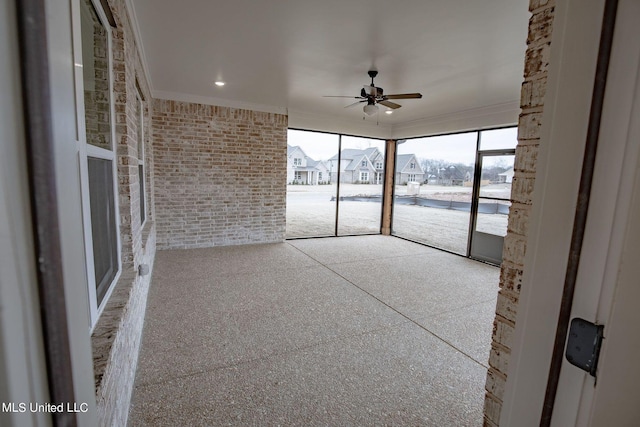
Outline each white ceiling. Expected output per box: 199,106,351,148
129,0,529,138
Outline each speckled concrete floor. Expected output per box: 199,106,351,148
128,235,499,426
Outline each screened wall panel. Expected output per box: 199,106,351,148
286,130,339,238
392,132,477,254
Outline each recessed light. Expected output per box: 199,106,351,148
214,81,225,87
385,110,393,115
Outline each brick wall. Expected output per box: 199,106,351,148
82,3,111,151
483,0,554,425
153,100,288,249
88,0,157,425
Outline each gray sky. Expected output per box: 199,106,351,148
288,127,517,165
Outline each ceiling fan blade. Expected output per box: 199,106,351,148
382,93,423,100
344,100,365,108
378,100,402,109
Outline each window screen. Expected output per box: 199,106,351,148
88,157,118,305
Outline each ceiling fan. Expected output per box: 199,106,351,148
324,70,422,115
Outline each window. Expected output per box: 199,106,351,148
360,171,369,182
136,85,146,226
408,174,416,181
80,0,121,327
362,160,367,167
318,172,323,181
410,162,416,169
87,158,119,304
293,158,302,166
294,171,302,180
376,162,383,169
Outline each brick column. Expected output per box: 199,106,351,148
483,1,555,425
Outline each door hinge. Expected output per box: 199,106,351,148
565,318,604,377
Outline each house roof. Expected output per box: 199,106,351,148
287,145,306,157
440,165,467,180
328,148,381,161
396,154,424,174
499,167,515,176
345,154,370,171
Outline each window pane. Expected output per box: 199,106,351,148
88,157,118,305
479,127,517,151
476,198,510,236
136,90,146,224
139,164,146,225
392,132,477,254
478,155,514,199
286,130,339,238
337,136,385,235
81,0,112,150
137,94,144,159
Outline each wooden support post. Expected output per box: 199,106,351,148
381,139,396,235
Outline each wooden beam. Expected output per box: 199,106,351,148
381,139,396,235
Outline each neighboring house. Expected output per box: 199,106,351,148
287,145,330,184
327,148,385,184
498,167,514,183
395,154,426,184
435,164,467,186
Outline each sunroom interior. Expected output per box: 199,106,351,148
4,0,584,425
121,0,529,424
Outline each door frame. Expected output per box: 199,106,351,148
552,0,640,424
467,149,515,264
500,0,639,424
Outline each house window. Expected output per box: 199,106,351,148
136,84,146,226
376,162,383,169
294,171,302,180
294,158,302,166
362,160,367,167
318,172,323,181
80,0,121,327
360,172,369,182
408,174,416,181
410,162,416,169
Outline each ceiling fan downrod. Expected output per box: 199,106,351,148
368,70,378,86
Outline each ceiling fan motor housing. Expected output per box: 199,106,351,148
323,70,421,113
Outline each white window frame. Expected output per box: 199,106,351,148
76,0,122,330
136,86,147,228
376,161,383,169
360,171,369,182
294,158,301,166
294,171,302,180
318,172,323,181
410,162,416,169
361,160,367,167
408,174,416,181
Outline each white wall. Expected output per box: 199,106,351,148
0,2,52,426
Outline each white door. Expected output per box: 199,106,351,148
551,0,640,424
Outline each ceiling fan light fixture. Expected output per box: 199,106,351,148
363,103,378,116
385,110,393,115
214,81,225,87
